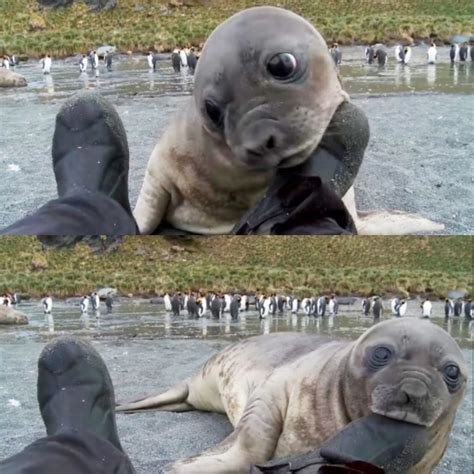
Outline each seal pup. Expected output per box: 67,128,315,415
133,7,349,234
134,7,443,236
342,186,444,233
117,319,467,474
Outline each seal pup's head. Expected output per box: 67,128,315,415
194,6,347,171
347,318,467,428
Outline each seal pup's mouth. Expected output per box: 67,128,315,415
370,407,432,427
237,139,319,171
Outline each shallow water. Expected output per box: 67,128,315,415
0,299,472,472
1,298,473,349
0,46,473,233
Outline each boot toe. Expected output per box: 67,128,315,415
38,336,90,375
52,91,132,215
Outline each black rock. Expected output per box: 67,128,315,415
85,0,117,11
38,0,117,11
38,0,74,8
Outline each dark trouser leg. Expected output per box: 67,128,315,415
0,193,138,235
0,431,136,474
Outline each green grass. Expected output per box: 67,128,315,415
0,236,471,299
0,0,473,58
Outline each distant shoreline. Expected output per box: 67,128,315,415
10,43,472,62
0,237,471,300
1,0,473,59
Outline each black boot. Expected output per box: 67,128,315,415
232,102,369,235
37,336,124,452
52,91,133,216
250,414,429,473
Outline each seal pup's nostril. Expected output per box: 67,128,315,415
401,379,428,403
244,147,264,158
266,135,276,150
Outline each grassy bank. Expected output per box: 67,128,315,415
0,236,471,298
0,0,473,58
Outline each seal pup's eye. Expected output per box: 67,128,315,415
367,345,393,370
443,364,461,392
204,99,224,130
267,53,298,80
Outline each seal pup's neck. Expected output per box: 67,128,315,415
275,341,361,458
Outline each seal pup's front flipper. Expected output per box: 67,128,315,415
164,393,284,474
133,135,173,234
116,381,193,413
133,173,170,234
342,186,445,235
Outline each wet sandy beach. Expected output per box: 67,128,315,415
0,299,472,473
0,46,472,233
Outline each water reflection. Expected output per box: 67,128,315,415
201,317,207,337
45,314,54,333
3,301,472,349
43,74,54,95
225,316,231,334
427,64,436,85
451,63,459,85
79,71,90,89
2,51,472,107
80,313,90,329
261,318,270,335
